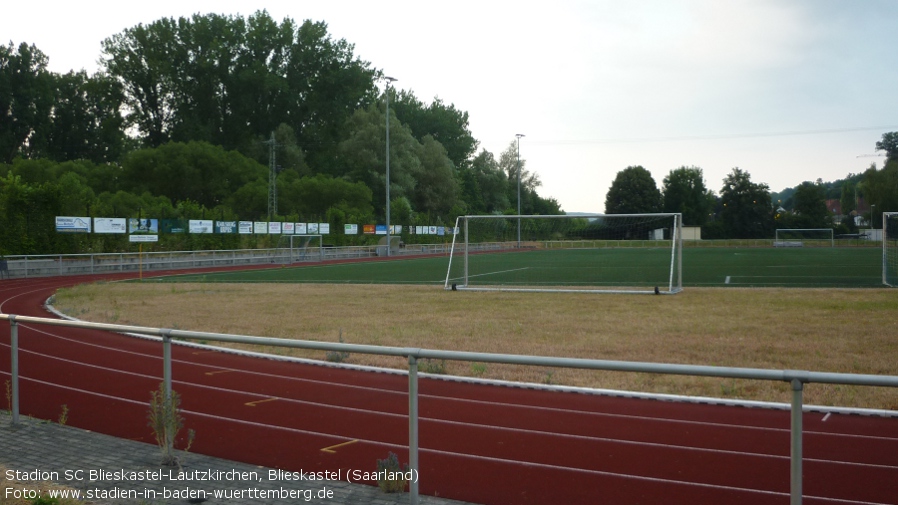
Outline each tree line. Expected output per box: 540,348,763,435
0,11,560,255
605,132,898,239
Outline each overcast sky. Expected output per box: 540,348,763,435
4,0,898,212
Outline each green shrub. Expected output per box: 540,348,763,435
148,383,194,466
419,359,447,374
376,452,410,493
325,330,350,363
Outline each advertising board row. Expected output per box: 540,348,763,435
55,217,455,236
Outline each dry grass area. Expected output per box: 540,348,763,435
54,283,898,410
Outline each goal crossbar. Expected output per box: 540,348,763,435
444,213,683,294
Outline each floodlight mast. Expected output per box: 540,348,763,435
515,134,525,246
384,76,397,256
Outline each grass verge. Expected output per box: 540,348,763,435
54,283,898,409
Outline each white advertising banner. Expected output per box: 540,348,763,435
283,222,295,234
128,235,158,242
296,223,307,234
319,223,330,235
268,222,282,234
238,221,253,234
93,217,126,234
56,216,91,233
189,220,214,234
254,222,267,234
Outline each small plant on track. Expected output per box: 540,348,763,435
325,329,350,363
376,452,411,493
148,383,194,466
57,404,68,425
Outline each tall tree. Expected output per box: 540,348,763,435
863,158,898,216
662,166,713,226
719,168,774,238
101,11,378,163
464,150,509,214
101,18,181,147
391,90,478,171
38,71,127,163
337,105,422,219
0,42,55,163
875,131,898,161
788,181,831,228
605,166,662,214
413,135,459,217
840,180,857,228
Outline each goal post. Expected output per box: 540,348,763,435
281,234,324,263
444,213,683,294
774,228,834,248
884,212,898,287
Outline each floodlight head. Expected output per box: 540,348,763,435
384,76,397,84
516,133,525,139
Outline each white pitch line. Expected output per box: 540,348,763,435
449,267,530,282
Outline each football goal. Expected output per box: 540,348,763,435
774,228,834,248
278,234,324,263
884,213,898,287
444,213,683,294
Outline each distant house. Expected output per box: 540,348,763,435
825,199,841,215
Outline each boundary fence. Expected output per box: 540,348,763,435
3,313,897,505
0,244,454,279
0,238,882,280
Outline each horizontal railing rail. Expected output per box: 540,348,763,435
0,244,453,279
3,313,897,505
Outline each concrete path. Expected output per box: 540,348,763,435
1,414,477,505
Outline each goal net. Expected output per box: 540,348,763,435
884,213,898,287
774,228,834,248
280,234,323,263
444,213,683,294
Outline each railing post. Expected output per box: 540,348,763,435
9,315,19,425
408,355,419,505
162,331,173,399
790,379,804,505
161,330,174,457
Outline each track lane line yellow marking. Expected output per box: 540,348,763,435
244,397,279,407
320,440,359,454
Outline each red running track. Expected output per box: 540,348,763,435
1,272,897,504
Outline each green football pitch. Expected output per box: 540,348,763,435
149,246,886,289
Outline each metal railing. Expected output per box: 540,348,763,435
3,313,897,505
0,244,454,279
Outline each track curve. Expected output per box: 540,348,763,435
1,272,896,504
